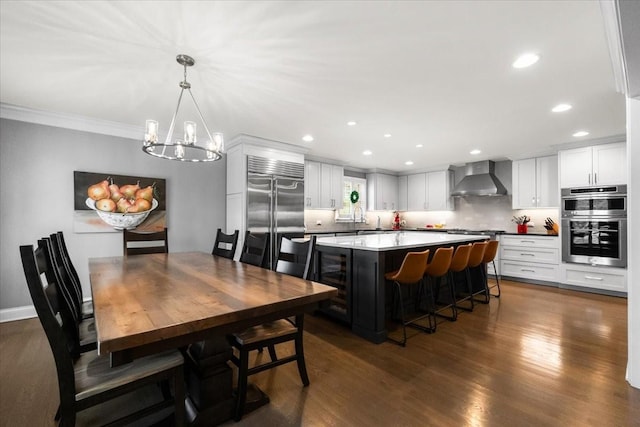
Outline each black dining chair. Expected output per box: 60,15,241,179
39,237,96,358
238,231,269,267
123,227,169,255
20,243,186,427
228,235,316,421
212,228,239,260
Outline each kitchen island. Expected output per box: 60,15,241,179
314,231,488,343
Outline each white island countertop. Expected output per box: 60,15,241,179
315,231,489,252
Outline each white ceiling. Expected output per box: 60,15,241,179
0,1,626,172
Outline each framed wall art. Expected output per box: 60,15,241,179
73,171,167,233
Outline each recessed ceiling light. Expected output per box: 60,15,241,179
347,121,357,126
383,133,392,138
416,144,423,148
302,134,314,142
512,53,540,68
572,131,589,137
470,149,482,155
552,104,572,113
405,161,414,166
363,150,372,156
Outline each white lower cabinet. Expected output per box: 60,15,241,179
501,261,559,282
500,235,560,283
561,263,627,293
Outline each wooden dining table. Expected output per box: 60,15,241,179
89,251,337,367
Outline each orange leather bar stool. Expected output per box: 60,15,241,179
466,241,488,305
448,244,473,313
385,249,431,346
423,247,455,322
474,239,500,302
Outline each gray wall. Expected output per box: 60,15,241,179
0,119,227,309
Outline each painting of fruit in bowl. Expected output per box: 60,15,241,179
73,171,166,233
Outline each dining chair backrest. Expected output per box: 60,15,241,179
212,228,240,260
275,236,316,280
123,227,169,255
387,249,430,284
468,241,488,268
48,233,83,321
36,238,84,357
239,231,269,267
482,240,499,264
54,231,84,305
449,244,472,273
424,247,454,278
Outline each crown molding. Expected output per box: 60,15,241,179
600,0,628,95
0,103,141,140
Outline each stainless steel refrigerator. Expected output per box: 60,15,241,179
246,156,305,269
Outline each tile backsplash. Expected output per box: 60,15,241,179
305,195,560,234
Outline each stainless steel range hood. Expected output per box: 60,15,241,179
450,160,507,197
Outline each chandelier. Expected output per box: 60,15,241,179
143,54,223,162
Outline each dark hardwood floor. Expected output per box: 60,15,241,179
1,280,639,426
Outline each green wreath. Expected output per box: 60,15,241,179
350,190,360,204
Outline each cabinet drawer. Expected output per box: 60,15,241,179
501,235,558,249
562,265,627,292
501,260,559,282
501,247,559,265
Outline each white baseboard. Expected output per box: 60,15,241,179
0,305,36,323
0,298,93,323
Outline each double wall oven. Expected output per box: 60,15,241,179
561,185,627,268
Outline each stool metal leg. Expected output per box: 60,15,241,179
387,280,408,347
489,260,501,298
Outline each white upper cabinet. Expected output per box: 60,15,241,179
559,142,626,188
404,170,452,211
407,173,427,210
512,155,558,208
366,173,398,211
427,170,452,210
592,143,627,186
305,161,343,209
304,161,321,208
320,163,344,209
397,175,408,211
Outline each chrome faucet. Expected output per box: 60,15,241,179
353,205,364,226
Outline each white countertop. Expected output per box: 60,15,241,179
315,231,488,252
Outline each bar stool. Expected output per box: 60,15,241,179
423,247,455,322
448,244,473,313
466,241,488,304
474,239,500,302
385,249,431,347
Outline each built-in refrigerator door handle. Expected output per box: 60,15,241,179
270,177,275,270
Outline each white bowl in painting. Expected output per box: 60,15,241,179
85,198,158,230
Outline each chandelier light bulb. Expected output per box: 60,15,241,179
145,120,158,144
175,144,185,159
184,121,196,144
